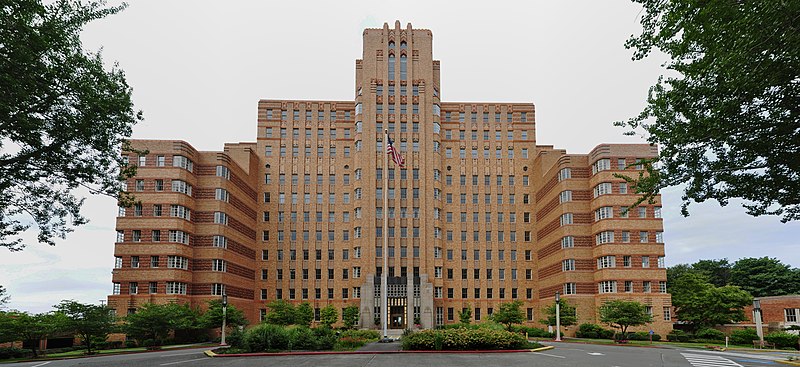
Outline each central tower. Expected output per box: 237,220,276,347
355,22,439,329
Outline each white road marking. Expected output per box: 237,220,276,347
587,352,605,356
537,352,566,358
159,351,206,357
682,353,743,367
160,357,208,366
30,362,51,367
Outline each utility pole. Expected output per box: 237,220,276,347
753,299,764,347
555,292,562,341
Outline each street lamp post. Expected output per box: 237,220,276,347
753,299,764,347
221,294,228,346
555,292,562,342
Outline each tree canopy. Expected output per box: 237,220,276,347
618,0,800,221
0,0,142,251
319,304,338,328
199,299,248,330
122,303,200,347
341,305,359,330
491,300,525,330
669,257,800,298
599,300,652,339
0,311,67,357
669,271,752,330
540,298,577,327
264,300,296,326
0,285,8,308
55,300,115,355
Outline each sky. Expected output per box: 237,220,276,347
1,1,798,313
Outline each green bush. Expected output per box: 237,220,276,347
765,332,799,349
667,330,690,342
695,328,726,341
576,323,614,339
729,328,759,345
627,331,661,341
0,347,26,360
243,323,290,352
313,326,337,350
401,328,527,350
511,326,554,338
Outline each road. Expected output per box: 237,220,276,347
8,343,793,367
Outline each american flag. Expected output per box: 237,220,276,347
386,134,405,168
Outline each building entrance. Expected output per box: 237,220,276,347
390,306,406,328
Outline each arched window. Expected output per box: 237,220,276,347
400,41,407,50
400,54,407,81
389,41,395,49
388,54,395,81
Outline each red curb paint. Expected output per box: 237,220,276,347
212,349,535,357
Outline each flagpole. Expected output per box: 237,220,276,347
382,129,389,340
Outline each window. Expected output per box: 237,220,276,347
114,256,122,268
619,182,628,194
168,230,189,244
560,213,573,226
623,255,632,267
654,206,662,218
562,259,575,271
131,256,139,268
156,155,165,166
642,256,650,268
624,281,633,293
643,281,652,293
214,212,228,225
170,205,191,220
597,255,616,269
785,308,798,322
599,280,617,293
593,182,612,197
173,155,193,172
558,168,571,181
563,283,577,295
166,282,187,295
212,284,226,296
559,190,572,203
150,256,159,267
595,206,613,221
171,180,192,196
658,256,666,268
216,165,230,179
113,230,122,242
656,231,664,243
167,255,188,269
592,158,610,174
561,236,574,248
663,307,671,321
212,259,226,272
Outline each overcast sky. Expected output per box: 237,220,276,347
1,1,798,313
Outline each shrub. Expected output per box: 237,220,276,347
243,323,290,352
313,326,337,350
124,340,137,348
695,328,726,341
0,347,26,360
576,323,614,339
628,331,661,341
765,332,799,349
510,326,553,338
667,330,690,342
729,328,759,345
401,328,527,350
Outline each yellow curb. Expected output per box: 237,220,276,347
777,361,800,366
529,346,555,352
204,350,217,357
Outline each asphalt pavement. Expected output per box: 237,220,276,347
7,341,797,367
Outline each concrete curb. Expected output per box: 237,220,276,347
205,348,545,357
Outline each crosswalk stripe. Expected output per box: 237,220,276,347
681,353,743,367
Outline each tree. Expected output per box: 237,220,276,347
264,300,295,326
55,300,114,355
0,285,8,308
692,259,732,288
729,257,800,297
458,305,472,325
670,272,752,330
491,300,524,331
617,0,800,222
342,306,359,330
0,0,143,251
319,305,338,328
599,300,652,340
199,299,248,330
540,299,577,328
295,302,314,327
122,303,199,347
0,311,67,357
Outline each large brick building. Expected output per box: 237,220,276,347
108,21,672,335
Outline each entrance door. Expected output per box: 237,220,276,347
390,306,406,329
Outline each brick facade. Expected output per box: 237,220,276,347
108,21,672,335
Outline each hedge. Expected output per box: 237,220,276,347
729,328,759,345
402,328,527,350
575,323,614,339
765,332,799,349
